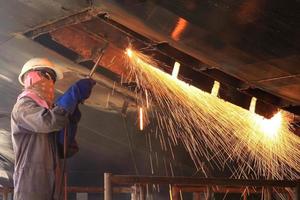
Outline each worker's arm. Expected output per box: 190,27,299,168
13,78,95,134
55,78,95,157
57,105,81,158
12,97,68,133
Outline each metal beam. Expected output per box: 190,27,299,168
27,9,300,118
24,8,105,38
110,175,298,188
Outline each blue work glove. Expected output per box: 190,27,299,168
56,78,96,113
57,106,81,158
75,78,96,101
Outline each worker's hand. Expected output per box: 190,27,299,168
55,79,95,114
75,78,96,101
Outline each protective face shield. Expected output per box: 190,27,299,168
19,58,63,107
24,70,55,108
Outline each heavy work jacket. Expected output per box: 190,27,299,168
11,96,68,200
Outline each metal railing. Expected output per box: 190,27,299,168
0,187,13,200
104,173,300,200
1,174,299,200
0,186,133,200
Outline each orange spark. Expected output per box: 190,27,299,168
171,18,188,41
139,107,144,131
126,48,133,58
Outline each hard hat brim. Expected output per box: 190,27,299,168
18,66,63,86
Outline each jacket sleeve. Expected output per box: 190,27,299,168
57,106,81,158
13,97,69,133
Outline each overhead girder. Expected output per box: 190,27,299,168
25,10,297,119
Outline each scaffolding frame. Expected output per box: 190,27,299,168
104,173,300,200
1,173,299,200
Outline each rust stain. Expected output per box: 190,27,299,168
50,25,127,76
51,27,97,59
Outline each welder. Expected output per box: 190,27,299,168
11,58,96,200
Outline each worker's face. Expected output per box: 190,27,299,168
24,70,56,86
24,70,56,107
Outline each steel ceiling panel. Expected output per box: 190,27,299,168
0,0,88,41
94,0,300,104
258,77,300,103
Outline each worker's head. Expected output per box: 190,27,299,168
18,58,63,86
19,58,63,107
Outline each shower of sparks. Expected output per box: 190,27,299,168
126,48,133,58
145,89,150,108
259,112,282,139
211,81,220,97
249,97,257,113
124,48,300,180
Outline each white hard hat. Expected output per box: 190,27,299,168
18,58,63,85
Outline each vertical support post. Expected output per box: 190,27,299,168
193,192,201,200
8,192,13,200
243,193,247,200
296,181,300,200
266,187,272,200
262,186,272,200
206,186,212,200
131,185,137,200
2,189,8,200
171,186,180,200
139,185,145,200
63,126,68,200
64,173,68,200
104,173,112,200
180,189,184,200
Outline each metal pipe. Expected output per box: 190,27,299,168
206,187,212,200
88,43,108,78
175,186,289,194
131,185,137,200
63,127,68,200
88,53,103,78
104,173,113,200
110,175,298,188
139,185,145,200
67,186,132,193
